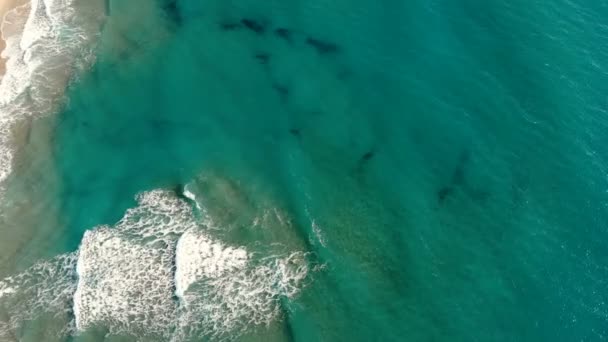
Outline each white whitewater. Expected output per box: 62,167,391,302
0,1,312,339
174,229,249,299
74,228,179,336
73,190,194,337
173,230,309,339
0,0,104,185
0,190,313,340
0,253,78,339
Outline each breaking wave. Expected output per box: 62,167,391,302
0,190,313,340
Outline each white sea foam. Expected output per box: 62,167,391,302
0,285,15,297
0,320,16,342
0,0,107,333
183,187,202,211
0,189,313,340
174,230,248,299
311,219,327,247
76,190,311,339
174,236,309,339
305,207,327,247
74,228,179,337
0,253,78,338
73,190,194,337
0,0,104,185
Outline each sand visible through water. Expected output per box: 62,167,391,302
2,0,608,341
0,0,27,77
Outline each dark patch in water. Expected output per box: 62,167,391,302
241,18,266,34
281,303,297,342
273,84,289,99
361,151,375,162
436,152,467,203
163,0,181,24
113,33,143,60
436,149,488,204
306,37,340,54
274,28,293,42
254,53,270,65
452,150,470,185
173,183,187,200
437,186,454,203
353,148,377,175
220,22,240,31
289,128,300,137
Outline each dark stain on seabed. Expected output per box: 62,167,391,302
162,0,181,25
437,150,470,203
361,151,375,162
173,183,185,197
272,83,289,100
241,18,267,34
220,22,240,31
351,149,377,175
104,0,111,15
437,150,490,204
306,37,340,54
288,128,300,137
220,18,268,34
274,28,293,42
220,17,341,55
254,53,270,65
216,17,345,141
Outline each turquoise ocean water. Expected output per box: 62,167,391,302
1,0,608,341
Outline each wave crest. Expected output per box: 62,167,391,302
1,189,315,340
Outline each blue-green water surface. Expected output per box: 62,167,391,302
17,0,608,340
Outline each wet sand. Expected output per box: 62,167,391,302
0,0,27,77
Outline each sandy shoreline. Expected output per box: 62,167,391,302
0,0,27,78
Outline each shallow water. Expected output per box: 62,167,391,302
1,0,608,340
